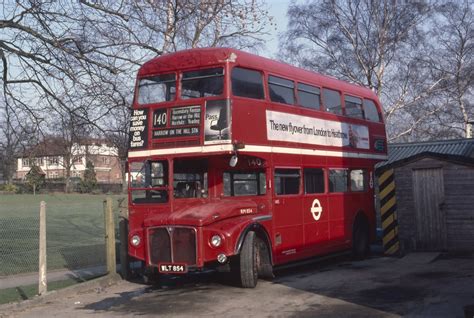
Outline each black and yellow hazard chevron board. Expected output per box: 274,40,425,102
378,169,400,255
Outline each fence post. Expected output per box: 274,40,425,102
38,201,47,295
118,198,130,279
104,197,116,275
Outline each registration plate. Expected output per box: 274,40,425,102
159,263,187,273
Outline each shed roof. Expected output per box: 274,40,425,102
377,138,474,170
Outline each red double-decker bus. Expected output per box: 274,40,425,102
126,48,387,287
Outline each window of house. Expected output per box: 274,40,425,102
22,158,31,167
304,168,325,194
181,67,223,99
73,156,82,165
138,73,176,104
329,169,348,192
102,156,110,165
48,171,59,179
345,95,364,119
350,169,367,192
231,67,265,99
24,158,44,166
323,88,342,115
298,83,321,110
363,99,381,122
268,75,295,105
48,157,59,166
274,168,300,195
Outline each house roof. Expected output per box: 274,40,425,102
377,138,474,171
22,137,68,157
20,137,113,157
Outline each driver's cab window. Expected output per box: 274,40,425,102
223,171,266,197
173,158,208,198
129,160,168,203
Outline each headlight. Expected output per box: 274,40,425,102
130,234,141,247
210,234,222,247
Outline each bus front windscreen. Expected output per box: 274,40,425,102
181,67,223,99
137,73,176,105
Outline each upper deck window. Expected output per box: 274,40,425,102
363,99,381,122
345,95,364,119
231,67,264,99
269,75,295,105
323,88,342,115
298,83,321,110
138,73,176,105
181,67,223,99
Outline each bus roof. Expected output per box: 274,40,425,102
139,47,378,101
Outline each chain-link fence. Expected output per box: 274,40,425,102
0,216,40,276
0,194,124,280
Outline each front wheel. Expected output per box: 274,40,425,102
238,231,258,288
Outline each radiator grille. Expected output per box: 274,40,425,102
148,227,197,266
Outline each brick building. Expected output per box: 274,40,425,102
16,137,123,184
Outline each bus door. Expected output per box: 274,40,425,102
272,168,304,263
302,168,331,255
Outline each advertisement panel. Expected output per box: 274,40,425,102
204,100,231,144
129,108,149,149
266,110,369,149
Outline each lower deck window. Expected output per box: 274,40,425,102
274,169,300,195
329,169,348,192
304,168,325,194
329,168,368,193
350,169,367,192
224,171,266,197
130,160,169,203
173,159,208,198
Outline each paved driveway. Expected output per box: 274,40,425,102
3,253,474,317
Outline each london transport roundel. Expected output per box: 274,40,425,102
310,199,323,221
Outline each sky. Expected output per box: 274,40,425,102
262,0,291,59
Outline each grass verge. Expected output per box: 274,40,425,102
0,274,102,305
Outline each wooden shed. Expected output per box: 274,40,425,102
376,139,474,252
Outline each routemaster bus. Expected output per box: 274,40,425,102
126,48,387,288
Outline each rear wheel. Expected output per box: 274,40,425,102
238,231,258,288
352,218,370,260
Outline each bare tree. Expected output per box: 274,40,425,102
419,1,474,138
1,0,272,190
280,0,454,141
84,0,273,191
0,97,37,183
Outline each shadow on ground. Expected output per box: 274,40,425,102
80,252,474,317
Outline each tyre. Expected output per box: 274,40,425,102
239,231,258,288
352,217,370,260
119,218,131,279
